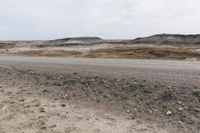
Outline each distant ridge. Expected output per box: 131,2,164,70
132,34,200,45
55,37,103,41
2,34,200,48
53,37,106,44
33,37,106,47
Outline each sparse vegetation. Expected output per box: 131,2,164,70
88,46,200,60
142,86,152,93
14,50,82,57
192,87,200,97
1,45,200,60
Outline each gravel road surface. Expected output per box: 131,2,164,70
0,56,199,87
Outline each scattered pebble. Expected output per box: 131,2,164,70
177,101,183,105
49,124,57,128
166,110,172,115
194,108,200,112
42,89,47,93
61,104,66,107
148,109,153,114
62,95,70,100
19,99,25,102
133,82,137,85
178,107,184,112
126,109,130,113
24,105,31,108
30,71,35,74
39,108,45,113
40,126,47,130
167,85,172,89
117,79,122,82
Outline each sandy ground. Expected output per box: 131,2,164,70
0,83,170,133
0,56,200,133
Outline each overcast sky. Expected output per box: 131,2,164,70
0,0,200,40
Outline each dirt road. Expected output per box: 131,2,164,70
0,56,200,133
0,56,200,87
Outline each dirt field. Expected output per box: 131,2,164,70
0,77,169,133
0,66,170,133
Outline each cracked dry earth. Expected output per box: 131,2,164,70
0,64,199,133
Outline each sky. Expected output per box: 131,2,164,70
0,0,200,40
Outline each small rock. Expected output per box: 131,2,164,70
30,71,35,74
167,85,172,89
76,75,81,79
117,79,122,82
61,104,66,107
94,98,100,103
24,105,31,108
194,108,200,112
42,90,47,93
73,72,78,76
127,114,136,120
133,82,137,85
126,109,130,113
56,75,62,80
148,109,153,114
177,101,183,105
105,84,110,87
62,95,70,100
40,126,47,130
178,107,184,112
166,110,172,115
49,124,57,128
10,101,15,104
39,108,45,113
104,95,110,98
19,99,25,102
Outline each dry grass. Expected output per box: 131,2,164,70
85,46,200,60
0,43,17,49
11,50,82,57
1,45,200,60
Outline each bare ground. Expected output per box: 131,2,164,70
0,66,170,133
0,58,200,132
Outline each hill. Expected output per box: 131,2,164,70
132,34,200,45
34,37,106,47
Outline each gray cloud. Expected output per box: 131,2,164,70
0,0,200,40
